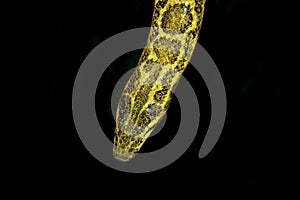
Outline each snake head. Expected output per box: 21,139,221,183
113,0,206,161
113,75,173,161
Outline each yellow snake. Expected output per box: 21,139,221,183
113,0,206,161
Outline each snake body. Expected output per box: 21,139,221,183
114,0,206,161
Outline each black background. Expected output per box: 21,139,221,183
41,0,298,192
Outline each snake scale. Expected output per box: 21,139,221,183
113,0,206,161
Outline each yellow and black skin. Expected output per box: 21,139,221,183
114,0,206,161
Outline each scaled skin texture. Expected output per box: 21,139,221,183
113,0,206,161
